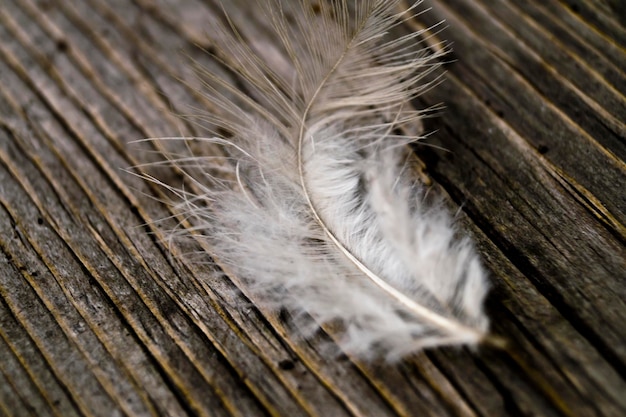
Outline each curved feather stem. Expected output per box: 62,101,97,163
296,3,484,342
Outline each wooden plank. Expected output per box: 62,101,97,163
0,0,624,416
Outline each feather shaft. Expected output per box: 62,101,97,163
294,3,483,344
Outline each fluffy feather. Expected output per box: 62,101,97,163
146,0,490,360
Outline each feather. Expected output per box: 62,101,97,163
144,0,490,360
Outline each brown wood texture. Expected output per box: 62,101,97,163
0,0,624,416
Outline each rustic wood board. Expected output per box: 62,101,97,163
0,0,624,416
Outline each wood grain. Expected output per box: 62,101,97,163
0,0,624,416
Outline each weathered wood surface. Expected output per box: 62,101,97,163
0,0,624,416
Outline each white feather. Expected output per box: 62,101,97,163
146,0,490,360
